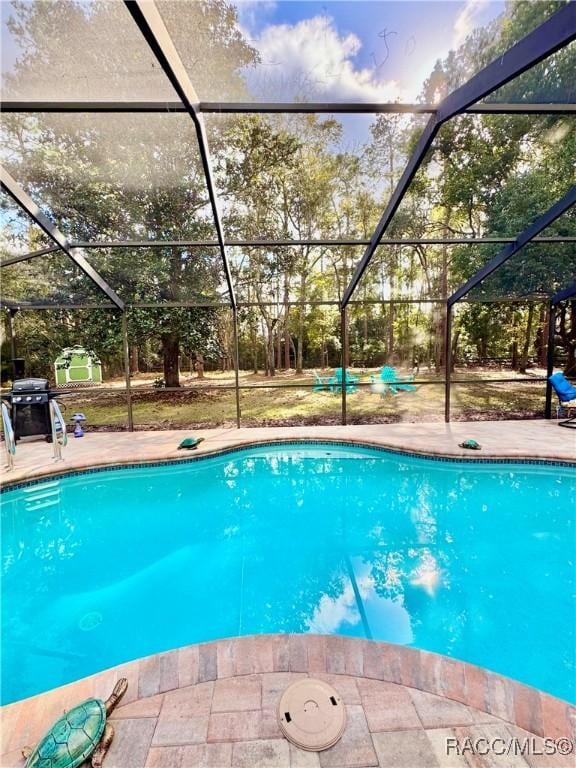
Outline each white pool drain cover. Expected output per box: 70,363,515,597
278,678,346,751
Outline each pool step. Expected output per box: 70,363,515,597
23,482,61,512
23,488,60,502
22,480,60,496
25,498,61,512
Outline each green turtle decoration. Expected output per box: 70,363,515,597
22,678,128,768
177,437,204,450
459,439,481,450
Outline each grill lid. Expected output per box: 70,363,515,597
12,378,50,392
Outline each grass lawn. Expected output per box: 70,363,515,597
57,367,547,430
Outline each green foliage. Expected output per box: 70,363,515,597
128,307,223,360
2,0,574,386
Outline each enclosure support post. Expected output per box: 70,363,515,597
545,300,555,419
122,313,134,432
233,308,241,429
341,306,348,426
7,309,17,374
444,301,452,423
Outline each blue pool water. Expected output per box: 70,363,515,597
1,443,574,704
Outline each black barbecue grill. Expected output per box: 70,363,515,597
1,378,63,441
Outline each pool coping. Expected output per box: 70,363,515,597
2,635,574,762
2,435,575,491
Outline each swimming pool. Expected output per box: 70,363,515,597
1,442,574,704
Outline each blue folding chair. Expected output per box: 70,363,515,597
549,372,576,428
312,370,334,392
380,366,417,394
333,367,358,393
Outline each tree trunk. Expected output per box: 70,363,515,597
451,327,460,372
130,346,139,374
283,276,290,370
296,278,306,374
250,323,258,373
162,333,180,387
565,342,576,376
144,340,152,372
519,303,535,373
558,301,576,377
296,327,304,373
388,286,394,362
438,241,449,371
362,285,368,356
265,318,277,377
268,333,276,376
537,304,549,368
284,330,292,370
565,345,576,377
195,353,205,379
276,326,281,371
511,340,518,370
434,306,445,373
510,310,518,370
432,215,451,373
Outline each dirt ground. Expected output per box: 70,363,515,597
52,366,548,430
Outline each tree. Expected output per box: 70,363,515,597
219,114,347,374
3,0,575,399
2,0,258,386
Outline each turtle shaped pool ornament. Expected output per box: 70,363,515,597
22,678,128,768
177,436,204,450
459,438,481,450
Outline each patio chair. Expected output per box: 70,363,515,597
379,366,417,394
312,370,334,392
549,372,576,428
333,367,358,393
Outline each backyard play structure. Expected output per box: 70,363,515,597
54,346,102,387
1,2,575,430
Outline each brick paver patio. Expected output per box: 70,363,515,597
2,421,575,486
2,636,574,767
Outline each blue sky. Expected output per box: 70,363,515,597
1,1,505,104
235,1,505,101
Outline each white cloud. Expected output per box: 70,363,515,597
453,0,490,48
306,579,361,634
233,0,278,36
241,15,404,103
